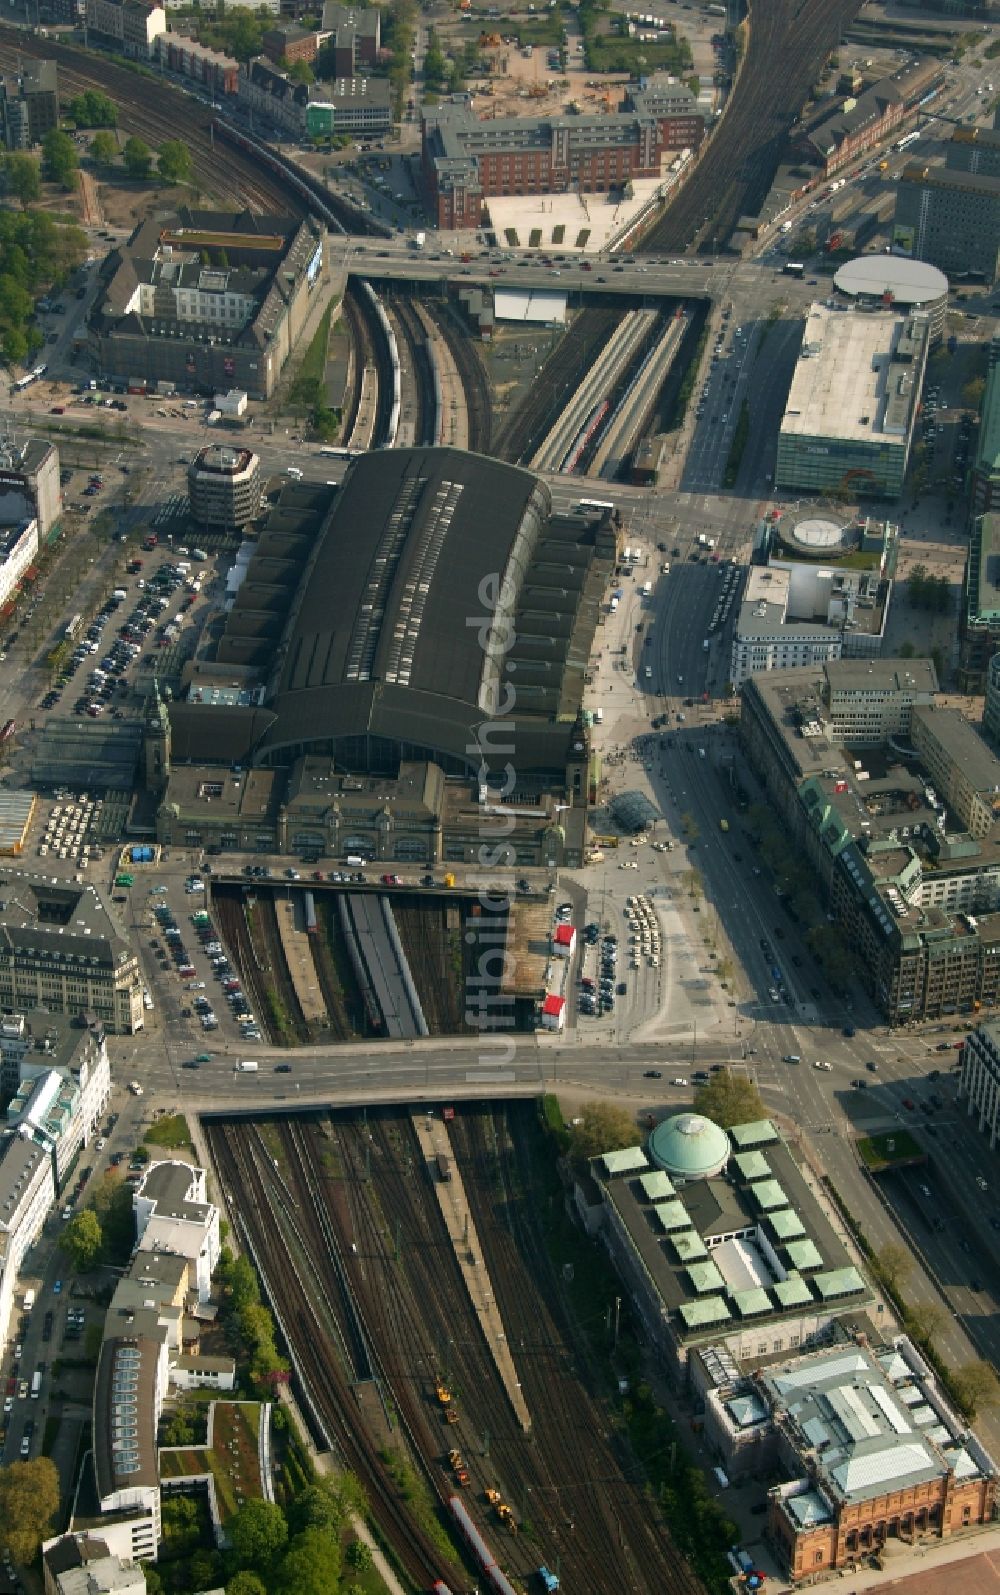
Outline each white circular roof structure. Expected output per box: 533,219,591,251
833,256,949,306
649,1113,730,1181
792,517,848,550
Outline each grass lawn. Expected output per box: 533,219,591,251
857,1130,924,1171
159,1402,265,1521
144,1113,192,1151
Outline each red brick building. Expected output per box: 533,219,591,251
158,34,239,97
262,24,321,66
422,82,704,229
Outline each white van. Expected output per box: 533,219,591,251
287,466,303,479
642,581,653,596
236,1060,259,1073
593,707,603,724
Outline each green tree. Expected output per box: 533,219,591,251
220,1250,261,1315
693,1069,765,1129
0,1457,60,1564
122,136,153,181
90,130,118,168
345,1538,373,1572
227,1499,289,1571
157,140,193,186
4,155,40,205
904,1301,945,1347
189,1549,222,1590
286,58,314,83
951,1360,1000,1422
226,1575,268,1595
275,1528,342,1595
67,90,117,127
963,375,986,410
59,1208,103,1271
287,1482,346,1536
87,1172,136,1264
140,1568,163,1595
568,1101,641,1161
41,129,78,189
875,1243,912,1297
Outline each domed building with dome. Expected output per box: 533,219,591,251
648,1112,730,1182
587,1114,870,1380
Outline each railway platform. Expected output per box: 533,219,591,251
274,896,327,1025
411,1110,532,1434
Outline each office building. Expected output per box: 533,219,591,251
959,1019,1000,1149
960,513,1000,692
237,57,312,136
0,436,62,542
832,256,948,344
586,1117,870,1381
0,1135,56,1353
320,4,380,73
946,123,1000,180
42,1535,147,1595
133,1161,220,1302
0,871,144,1033
187,445,261,530
893,162,1000,286
775,306,928,499
305,77,392,138
0,61,58,150
90,208,329,401
793,58,941,178
910,704,1000,839
84,0,166,58
739,661,1000,1021
3,1010,111,1183
985,652,1000,748
422,81,705,229
155,33,240,97
972,338,1000,519
262,22,322,64
731,513,895,688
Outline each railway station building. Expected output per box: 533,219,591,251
775,305,928,499
89,208,330,400
421,80,705,229
147,448,614,868
585,1119,871,1383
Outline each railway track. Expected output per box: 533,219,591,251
493,308,619,465
427,303,492,456
251,893,311,1044
388,294,438,449
0,28,292,214
642,0,861,252
452,1103,706,1595
340,289,373,445
392,902,467,1035
209,1121,454,1591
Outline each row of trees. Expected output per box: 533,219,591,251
744,803,855,990
0,207,87,363
907,561,952,614
148,1476,371,1595
217,1248,290,1390
90,133,193,186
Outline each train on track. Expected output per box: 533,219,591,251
448,1496,519,1595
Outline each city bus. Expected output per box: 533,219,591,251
64,613,83,642
783,262,805,277
13,364,47,392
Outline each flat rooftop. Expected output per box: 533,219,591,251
912,704,1000,797
780,305,926,448
601,1128,865,1343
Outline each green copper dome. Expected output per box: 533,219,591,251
648,1113,730,1181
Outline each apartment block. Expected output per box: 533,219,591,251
893,162,1000,285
